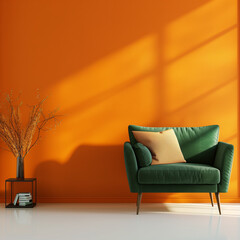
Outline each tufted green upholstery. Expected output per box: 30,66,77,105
138,163,220,185
214,142,234,192
128,125,219,165
124,142,140,193
124,125,234,199
132,143,152,167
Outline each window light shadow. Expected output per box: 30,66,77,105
166,24,237,65
1,0,238,203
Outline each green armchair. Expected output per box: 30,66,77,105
124,125,234,215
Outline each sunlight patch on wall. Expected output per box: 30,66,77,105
51,35,158,113
165,80,237,130
44,35,158,161
164,29,237,112
164,0,237,62
161,0,238,197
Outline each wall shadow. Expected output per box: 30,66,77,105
34,145,133,200
33,144,178,203
1,0,238,202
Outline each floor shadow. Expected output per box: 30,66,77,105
32,203,171,215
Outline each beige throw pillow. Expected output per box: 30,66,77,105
132,129,186,165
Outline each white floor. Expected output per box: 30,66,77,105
1,203,240,240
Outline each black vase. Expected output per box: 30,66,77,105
16,155,24,179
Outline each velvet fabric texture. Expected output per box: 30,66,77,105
138,163,220,185
132,143,152,167
129,125,219,165
124,125,234,194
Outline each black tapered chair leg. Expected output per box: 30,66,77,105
215,192,221,215
209,193,214,207
136,192,142,215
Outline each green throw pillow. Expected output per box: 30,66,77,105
133,143,152,167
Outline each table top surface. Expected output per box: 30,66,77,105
5,178,37,182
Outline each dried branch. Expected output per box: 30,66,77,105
0,93,60,159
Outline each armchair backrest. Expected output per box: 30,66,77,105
128,125,219,165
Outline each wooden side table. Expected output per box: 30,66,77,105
5,178,37,208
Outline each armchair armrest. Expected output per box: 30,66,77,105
124,142,140,193
213,142,234,192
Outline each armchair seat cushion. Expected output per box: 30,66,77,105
138,163,220,185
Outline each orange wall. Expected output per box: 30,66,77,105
0,0,238,203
